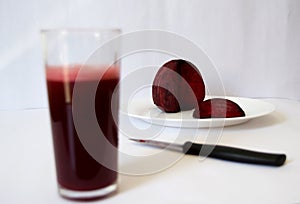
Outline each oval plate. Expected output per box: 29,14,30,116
120,96,275,128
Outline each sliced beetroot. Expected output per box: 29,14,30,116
152,59,205,113
193,98,245,119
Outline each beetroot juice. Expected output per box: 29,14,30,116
46,65,119,194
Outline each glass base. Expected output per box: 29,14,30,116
58,183,117,200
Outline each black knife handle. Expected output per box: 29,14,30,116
183,142,286,167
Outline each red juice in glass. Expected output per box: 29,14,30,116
46,65,119,198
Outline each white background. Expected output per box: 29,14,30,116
1,0,300,110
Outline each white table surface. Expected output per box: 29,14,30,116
0,98,299,204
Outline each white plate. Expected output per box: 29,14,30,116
120,96,275,128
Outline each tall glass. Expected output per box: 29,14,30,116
41,29,121,200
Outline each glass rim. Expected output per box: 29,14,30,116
40,28,121,34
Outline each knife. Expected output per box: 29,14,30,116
130,139,286,167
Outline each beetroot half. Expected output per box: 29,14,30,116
193,98,246,118
152,59,205,113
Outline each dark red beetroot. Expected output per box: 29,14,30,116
152,59,205,113
193,98,245,118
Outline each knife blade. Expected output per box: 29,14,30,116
130,138,286,167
